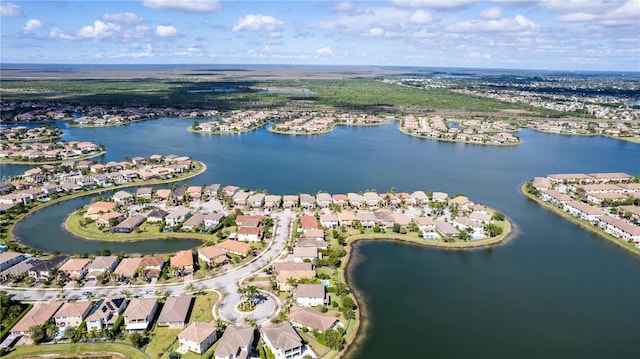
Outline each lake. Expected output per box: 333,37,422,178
1,118,639,357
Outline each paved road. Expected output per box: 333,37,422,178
1,211,296,324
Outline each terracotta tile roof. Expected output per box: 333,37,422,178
170,250,194,268
215,240,251,255
11,301,63,333
289,305,338,332
55,301,92,319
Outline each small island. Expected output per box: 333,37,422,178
0,125,63,143
189,110,270,134
0,140,105,165
522,172,640,255
269,111,387,135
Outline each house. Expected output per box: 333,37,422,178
140,255,165,278
316,192,332,208
391,212,411,227
237,226,263,242
155,189,171,201
337,211,356,227
293,284,328,307
232,191,250,206
85,297,128,331
303,228,324,241
296,238,328,250
147,209,169,223
113,215,146,233
214,324,254,359
205,184,221,198
58,258,91,281
215,240,251,257
204,212,225,229
222,185,240,198
411,191,429,205
563,201,604,221
54,301,93,331
178,321,219,355
84,201,118,220
347,193,365,208
29,255,69,282
431,192,448,202
166,207,192,226
248,193,266,208
136,187,153,199
289,305,339,332
299,193,315,209
435,221,460,239
282,195,299,209
0,257,41,282
170,250,195,275
363,192,382,207
355,212,377,229
198,246,229,267
319,214,339,229
264,195,282,209
112,190,134,205
113,257,143,281
123,298,158,332
182,213,205,231
332,194,348,208
0,251,25,271
293,247,318,263
186,186,202,201
414,216,436,238
10,301,63,335
235,215,265,227
157,295,193,327
260,322,305,359
274,263,316,291
299,215,318,232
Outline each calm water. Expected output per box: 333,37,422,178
2,118,640,356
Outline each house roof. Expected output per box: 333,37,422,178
296,238,328,249
140,255,165,268
0,251,24,264
260,322,302,352
157,295,193,324
31,255,69,273
214,325,253,358
55,301,92,319
293,284,325,299
414,216,435,226
86,256,119,271
215,240,251,255
178,321,217,344
289,305,338,332
11,301,63,333
59,258,91,272
235,215,265,226
272,262,313,272
170,250,194,268
198,245,227,260
303,228,324,239
86,297,127,322
113,257,143,277
238,226,261,235
293,247,317,258
124,298,157,321
300,215,318,229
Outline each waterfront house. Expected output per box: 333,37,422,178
293,284,328,307
170,250,195,276
10,300,63,336
563,201,604,222
123,298,158,332
414,216,436,237
347,193,365,208
166,207,192,227
186,186,202,201
264,195,282,209
363,192,382,208
411,191,429,205
547,173,594,184
588,172,633,183
299,193,316,209
198,246,229,267
113,257,143,281
147,209,169,223
136,187,153,199
282,195,299,209
332,194,348,208
29,255,69,282
435,221,460,239
0,251,25,271
289,305,339,333
232,191,250,206
260,322,305,359
140,255,165,278
85,297,127,331
58,258,91,281
178,321,219,355
85,201,118,220
431,192,448,203
215,240,251,257
204,212,225,229
154,189,171,202
391,212,411,227
214,324,254,359
539,189,572,206
113,215,146,233
182,213,205,231
316,192,332,208
157,295,193,327
113,190,134,205
598,215,640,243
248,193,266,208
204,184,221,198
223,185,240,198
54,301,92,331
1,258,41,282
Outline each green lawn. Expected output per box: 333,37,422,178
4,342,148,359
189,291,218,323
145,327,180,359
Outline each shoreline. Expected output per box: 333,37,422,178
398,126,522,146
339,217,511,357
519,183,640,257
7,161,207,251
187,121,270,135
0,150,106,165
268,120,388,136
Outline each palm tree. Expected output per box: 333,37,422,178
245,285,258,305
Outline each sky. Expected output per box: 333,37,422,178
1,0,639,71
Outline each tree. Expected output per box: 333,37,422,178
215,318,227,333
29,325,46,343
324,328,345,350
64,326,77,340
491,211,505,221
128,332,145,347
484,223,503,237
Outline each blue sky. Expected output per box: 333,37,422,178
1,0,638,71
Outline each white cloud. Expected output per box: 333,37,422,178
448,14,538,32
232,14,284,34
390,0,474,9
49,28,75,41
143,0,220,13
480,7,503,20
409,10,432,24
23,19,43,34
102,12,143,24
367,27,385,36
156,24,178,37
77,20,121,39
335,1,356,12
316,46,333,55
553,0,640,26
0,2,21,17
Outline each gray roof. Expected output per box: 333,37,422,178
293,284,325,299
260,322,302,352
214,325,253,358
157,295,193,325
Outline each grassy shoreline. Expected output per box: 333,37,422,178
339,218,510,357
0,150,106,165
519,183,640,257
6,161,206,252
3,342,149,359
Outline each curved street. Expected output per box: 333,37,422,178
0,211,296,325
